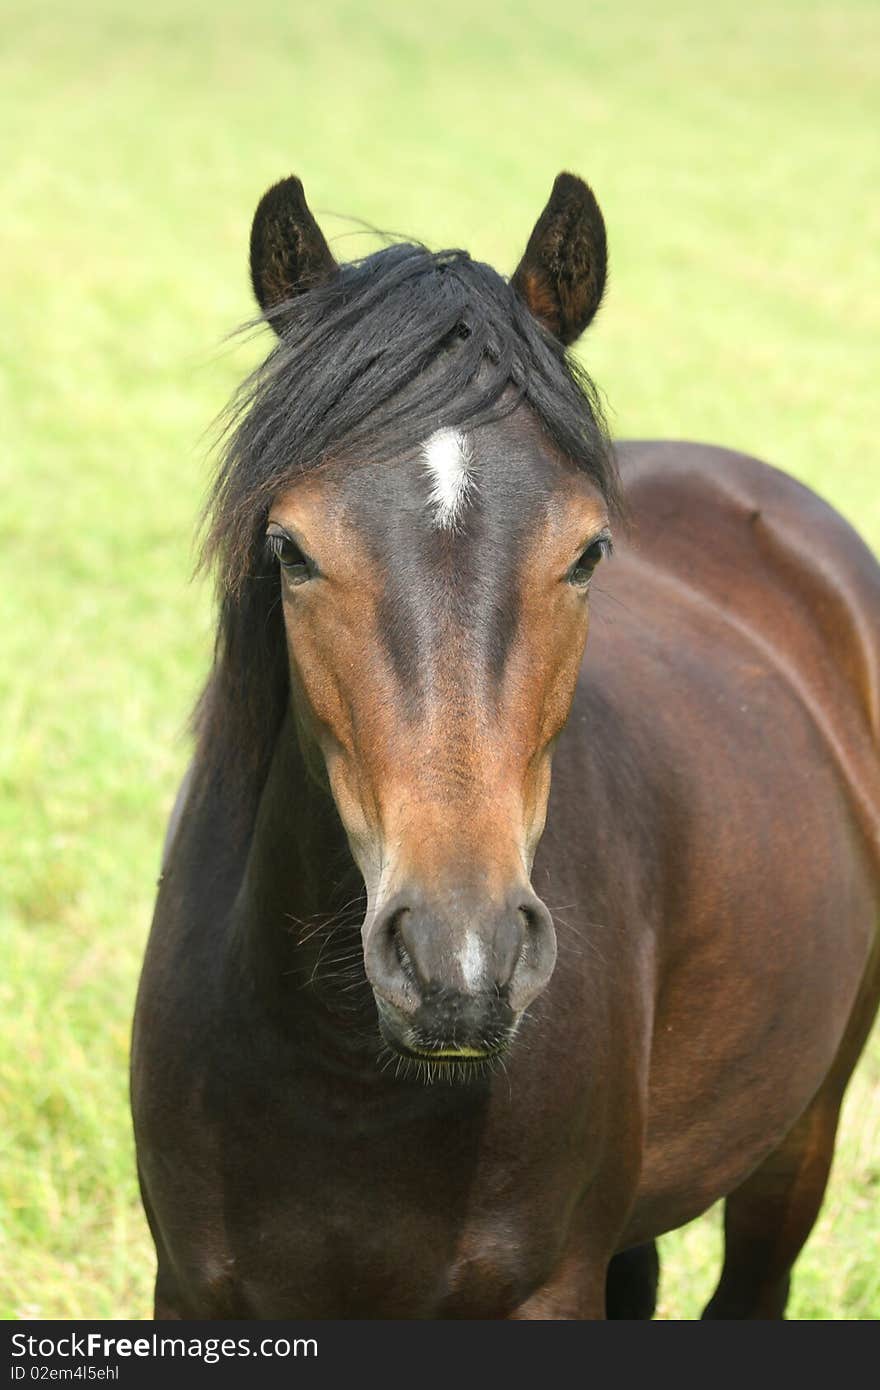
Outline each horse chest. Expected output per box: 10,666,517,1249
156,1055,574,1318
224,1181,553,1319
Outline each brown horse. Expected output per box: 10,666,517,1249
131,173,880,1319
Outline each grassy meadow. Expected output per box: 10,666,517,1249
1,0,878,1319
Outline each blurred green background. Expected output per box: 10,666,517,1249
1,0,877,1319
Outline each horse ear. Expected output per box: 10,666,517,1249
249,176,338,330
511,173,607,346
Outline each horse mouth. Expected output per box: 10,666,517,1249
411,1045,496,1059
386,1039,506,1063
373,994,516,1079
375,1007,513,1078
378,1039,509,1083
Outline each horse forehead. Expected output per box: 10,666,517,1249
421,427,474,529
336,422,566,539
272,418,601,577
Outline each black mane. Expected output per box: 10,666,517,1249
195,242,620,829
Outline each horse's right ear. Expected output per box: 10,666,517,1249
249,176,338,331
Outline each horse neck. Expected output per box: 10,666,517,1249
233,708,373,1039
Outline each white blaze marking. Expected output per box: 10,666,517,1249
459,935,484,991
421,427,474,529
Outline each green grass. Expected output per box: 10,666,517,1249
1,0,878,1320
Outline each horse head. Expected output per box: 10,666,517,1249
212,173,619,1070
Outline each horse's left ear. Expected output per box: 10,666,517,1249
511,173,607,346
249,175,338,331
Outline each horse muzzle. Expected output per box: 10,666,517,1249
375,986,516,1064
364,885,557,1064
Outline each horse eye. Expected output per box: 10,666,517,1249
569,535,612,587
266,531,311,580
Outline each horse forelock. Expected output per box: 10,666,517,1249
202,242,619,592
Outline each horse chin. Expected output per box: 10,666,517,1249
374,996,515,1083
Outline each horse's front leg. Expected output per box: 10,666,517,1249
153,1268,184,1320
507,1255,609,1320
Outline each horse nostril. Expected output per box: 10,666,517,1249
388,908,415,982
368,889,556,1021
363,899,423,1016
507,894,556,1013
519,903,539,931
518,900,552,953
